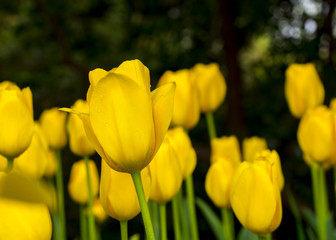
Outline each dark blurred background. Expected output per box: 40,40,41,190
1,0,336,239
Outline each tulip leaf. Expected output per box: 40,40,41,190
195,197,226,240
301,207,317,239
237,227,258,240
326,213,336,240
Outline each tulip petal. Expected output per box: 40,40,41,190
90,73,155,173
230,162,276,235
113,59,151,95
151,82,176,157
87,68,108,104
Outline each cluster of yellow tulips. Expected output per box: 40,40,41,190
0,59,333,240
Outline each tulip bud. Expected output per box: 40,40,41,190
297,105,336,168
40,108,67,150
67,99,95,157
100,159,151,221
0,198,52,240
158,69,200,130
0,81,34,158
242,136,267,162
62,60,176,174
230,160,282,236
166,127,197,179
44,150,58,178
92,198,108,223
148,137,183,204
210,135,241,166
205,157,235,208
13,123,49,178
192,63,227,113
285,63,324,118
68,159,99,204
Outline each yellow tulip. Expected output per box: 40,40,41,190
254,150,285,191
230,160,282,236
40,108,67,150
67,99,95,157
92,198,108,223
0,81,34,158
13,123,49,178
285,63,324,118
192,63,227,113
157,69,200,130
44,150,58,178
242,136,268,162
330,98,336,111
210,135,241,166
0,198,52,240
148,137,183,204
68,159,99,204
297,105,336,168
100,159,151,221
205,157,235,208
0,155,7,172
166,127,197,179
62,60,175,174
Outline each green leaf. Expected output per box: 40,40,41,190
301,207,317,239
195,197,226,240
237,227,258,240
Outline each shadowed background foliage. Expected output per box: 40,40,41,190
1,0,336,239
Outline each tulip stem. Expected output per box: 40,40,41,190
177,189,189,240
258,236,266,240
311,162,327,240
205,113,217,140
149,200,160,239
131,171,155,240
55,150,67,240
5,158,13,172
84,156,97,240
160,204,167,240
221,208,235,240
80,204,88,240
186,174,199,240
120,221,128,240
172,195,181,240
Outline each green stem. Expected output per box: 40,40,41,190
221,208,235,240
51,211,61,240
160,204,167,240
318,163,328,240
286,190,306,240
84,156,96,240
131,171,155,240
177,189,189,240
149,200,160,239
266,233,271,240
55,150,66,240
6,158,13,172
80,205,88,240
258,236,266,240
205,112,217,140
186,174,199,240
120,221,128,240
172,195,181,240
311,162,327,240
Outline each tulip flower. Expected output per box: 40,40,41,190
166,127,197,179
205,157,235,208
192,63,227,113
148,137,183,204
67,99,95,157
100,159,151,221
0,81,34,159
230,156,282,236
285,63,325,118
210,135,241,166
0,198,52,240
157,69,200,130
297,105,336,168
13,123,49,178
68,159,99,204
40,108,67,150
44,150,57,178
242,136,268,162
92,198,108,223
62,59,175,174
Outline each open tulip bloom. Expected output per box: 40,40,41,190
61,59,176,240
